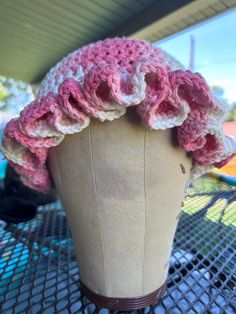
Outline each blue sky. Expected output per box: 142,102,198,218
156,8,236,104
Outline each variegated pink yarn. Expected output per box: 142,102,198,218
2,38,236,191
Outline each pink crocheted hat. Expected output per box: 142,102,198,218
2,38,236,191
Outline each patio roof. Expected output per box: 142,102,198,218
0,0,235,83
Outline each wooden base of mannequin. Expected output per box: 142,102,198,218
80,281,167,310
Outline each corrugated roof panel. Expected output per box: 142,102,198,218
183,15,198,25
193,11,208,21
132,0,236,43
20,1,98,37
0,22,64,57
73,0,124,22
2,0,155,82
113,0,144,13
0,3,86,46
137,0,156,6
174,21,189,29
221,0,236,6
200,6,217,15
51,0,113,27
211,2,226,10
30,0,105,34
52,2,109,30
91,0,130,20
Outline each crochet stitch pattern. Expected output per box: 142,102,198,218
2,38,236,191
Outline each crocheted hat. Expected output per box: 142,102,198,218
2,38,236,191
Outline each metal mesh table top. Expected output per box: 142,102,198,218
0,175,236,314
